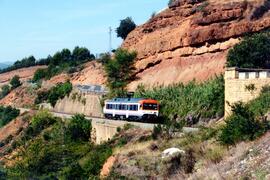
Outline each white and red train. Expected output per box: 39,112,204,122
103,98,159,121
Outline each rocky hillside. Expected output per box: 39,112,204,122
123,0,270,90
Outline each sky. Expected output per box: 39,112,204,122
0,0,167,63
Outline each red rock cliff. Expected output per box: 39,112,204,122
122,0,270,90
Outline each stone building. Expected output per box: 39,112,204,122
225,67,270,117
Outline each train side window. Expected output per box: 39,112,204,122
106,104,109,109
115,104,120,110
130,105,138,111
112,104,115,110
120,104,126,110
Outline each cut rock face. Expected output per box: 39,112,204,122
122,0,270,90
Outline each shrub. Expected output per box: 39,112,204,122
116,127,121,132
10,75,22,89
117,136,128,147
59,163,84,179
248,85,270,117
31,111,57,135
227,32,270,68
66,114,91,141
0,85,10,99
34,90,50,104
116,17,136,40
33,68,48,82
219,102,267,145
0,106,20,128
82,144,113,176
47,81,73,107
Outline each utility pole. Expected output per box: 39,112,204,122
109,26,112,54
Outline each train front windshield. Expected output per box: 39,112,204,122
143,103,158,110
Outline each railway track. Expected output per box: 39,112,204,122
18,108,199,132
18,108,157,130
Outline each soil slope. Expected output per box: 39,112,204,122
0,66,47,87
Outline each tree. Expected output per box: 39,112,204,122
51,51,63,66
0,106,20,128
10,75,22,89
61,49,72,62
105,48,137,94
66,114,91,141
47,81,73,107
33,68,48,82
227,33,270,68
72,46,93,62
116,17,136,40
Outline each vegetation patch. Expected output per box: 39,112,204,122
3,111,114,179
220,86,270,145
34,81,72,107
104,48,137,97
0,47,95,77
10,75,22,90
0,75,22,99
0,106,20,128
227,32,270,68
135,75,224,122
116,17,136,40
66,114,92,141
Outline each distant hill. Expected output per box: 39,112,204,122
0,62,11,69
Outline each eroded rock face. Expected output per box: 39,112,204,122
122,0,270,90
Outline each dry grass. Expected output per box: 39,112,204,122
204,143,227,164
114,140,159,157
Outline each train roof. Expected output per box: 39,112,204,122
106,98,145,103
